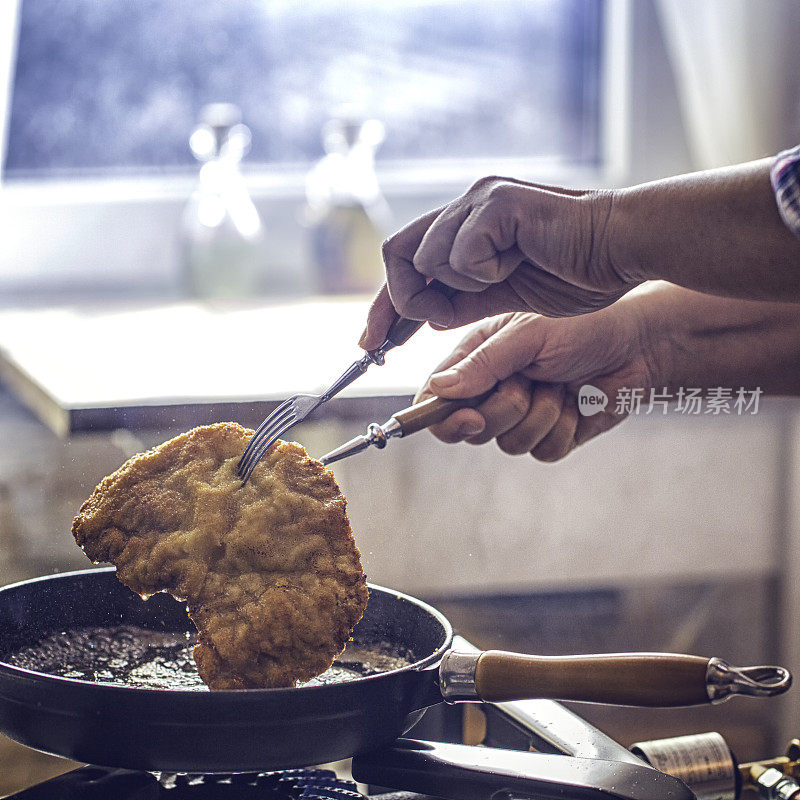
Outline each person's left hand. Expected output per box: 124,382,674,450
412,298,661,461
359,176,635,351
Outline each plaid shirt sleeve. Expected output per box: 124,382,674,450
771,145,800,238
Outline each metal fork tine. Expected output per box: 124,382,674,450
238,346,383,483
237,397,294,468
238,415,297,484
238,398,293,466
238,407,295,477
238,406,296,476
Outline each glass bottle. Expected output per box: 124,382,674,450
304,116,390,294
181,103,264,300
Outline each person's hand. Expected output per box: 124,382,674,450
360,159,800,352
359,177,636,350
412,296,661,461
414,280,800,460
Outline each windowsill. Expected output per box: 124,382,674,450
0,157,618,300
0,156,613,203
0,295,471,436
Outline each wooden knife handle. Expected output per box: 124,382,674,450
474,651,711,707
393,394,490,437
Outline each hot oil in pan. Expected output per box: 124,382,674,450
7,625,415,690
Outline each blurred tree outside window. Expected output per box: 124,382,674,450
3,0,603,179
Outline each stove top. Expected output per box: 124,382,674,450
4,638,696,800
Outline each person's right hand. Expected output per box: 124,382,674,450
413,295,663,461
358,177,637,351
360,158,800,353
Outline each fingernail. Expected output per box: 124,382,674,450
433,315,453,329
430,369,460,388
457,421,484,437
428,306,454,329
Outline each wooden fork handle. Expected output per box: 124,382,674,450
393,393,490,437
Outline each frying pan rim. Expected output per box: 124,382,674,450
0,567,454,697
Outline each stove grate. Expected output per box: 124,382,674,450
161,768,364,798
7,766,366,800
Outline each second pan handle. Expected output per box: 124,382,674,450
439,650,792,707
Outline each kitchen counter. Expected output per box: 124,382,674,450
0,296,467,435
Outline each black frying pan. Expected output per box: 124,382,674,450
0,568,790,772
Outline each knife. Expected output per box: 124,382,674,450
319,394,488,465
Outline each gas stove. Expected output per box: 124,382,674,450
7,697,679,800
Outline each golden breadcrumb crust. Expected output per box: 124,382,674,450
72,422,368,689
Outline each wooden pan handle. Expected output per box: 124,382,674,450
392,394,490,437
475,651,711,707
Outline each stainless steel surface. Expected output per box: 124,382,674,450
631,732,736,800
357,634,693,799
438,650,480,702
706,658,792,703
352,738,696,800
319,416,402,465
318,434,372,466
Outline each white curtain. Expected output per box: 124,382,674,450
655,0,796,169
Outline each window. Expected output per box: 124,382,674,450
4,0,604,179
0,0,623,299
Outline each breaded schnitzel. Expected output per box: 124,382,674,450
72,422,368,690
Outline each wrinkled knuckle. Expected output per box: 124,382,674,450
537,396,563,426
583,189,615,233
468,175,497,192
467,348,495,377
486,181,514,205
467,174,506,198
499,380,532,417
508,388,532,418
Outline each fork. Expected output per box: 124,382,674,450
237,281,456,484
